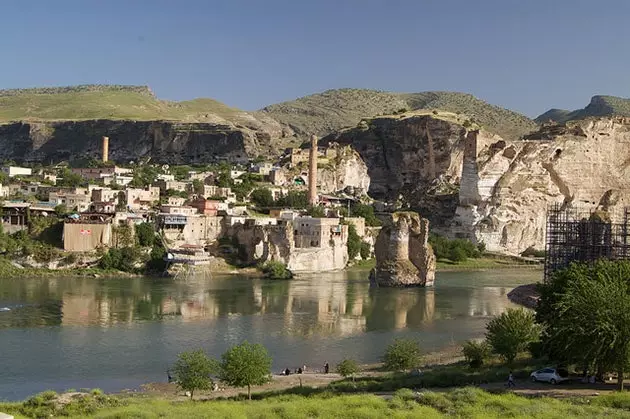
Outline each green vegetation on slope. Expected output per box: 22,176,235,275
260,88,537,140
0,85,245,122
535,94,630,124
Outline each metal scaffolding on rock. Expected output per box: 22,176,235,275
544,203,630,281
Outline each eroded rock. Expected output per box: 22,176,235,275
370,212,436,287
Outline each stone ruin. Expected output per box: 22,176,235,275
369,211,436,287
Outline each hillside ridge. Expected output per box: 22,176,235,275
535,95,630,124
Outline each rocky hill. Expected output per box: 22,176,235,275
259,88,537,141
535,95,630,124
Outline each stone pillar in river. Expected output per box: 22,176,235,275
369,211,436,287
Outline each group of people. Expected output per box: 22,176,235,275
282,362,330,376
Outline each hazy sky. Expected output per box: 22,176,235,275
2,0,630,117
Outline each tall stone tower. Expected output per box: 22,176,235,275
308,134,318,206
102,136,109,163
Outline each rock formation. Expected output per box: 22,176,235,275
317,145,371,195
452,118,630,254
0,120,288,164
370,212,436,287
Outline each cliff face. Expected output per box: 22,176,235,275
322,111,501,224
318,145,370,195
453,118,630,254
0,120,288,163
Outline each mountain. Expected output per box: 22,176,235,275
535,95,630,124
259,88,537,141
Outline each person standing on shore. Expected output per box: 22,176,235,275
507,371,515,388
324,362,329,374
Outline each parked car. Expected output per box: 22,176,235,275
530,367,569,384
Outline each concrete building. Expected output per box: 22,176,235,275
158,213,224,246
71,166,132,181
125,187,160,210
2,166,32,177
160,205,198,216
49,191,92,212
63,214,114,252
154,179,190,193
188,171,215,182
167,196,186,206
230,169,246,179
269,168,287,186
294,217,344,248
89,201,116,214
156,173,175,182
191,198,220,216
91,188,121,204
288,148,310,167
102,174,133,186
251,162,273,176
0,202,30,233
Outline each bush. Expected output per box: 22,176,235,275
135,222,156,247
429,234,481,262
172,349,219,400
220,341,272,400
449,246,467,262
486,308,540,364
346,224,361,259
259,261,293,279
250,188,275,208
521,246,546,258
382,338,422,371
350,203,381,227
98,246,143,272
336,359,359,381
462,340,490,368
307,205,326,218
359,241,371,259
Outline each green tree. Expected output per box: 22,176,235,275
250,188,274,208
545,260,630,390
192,179,205,196
172,350,218,400
346,223,361,260
259,261,293,279
485,308,540,364
307,205,326,218
219,341,272,400
276,190,308,209
135,222,156,247
336,359,359,382
350,203,381,226
462,339,491,368
54,204,68,217
382,338,422,371
449,246,467,262
359,241,371,259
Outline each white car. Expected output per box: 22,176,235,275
530,367,569,384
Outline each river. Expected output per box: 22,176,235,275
0,268,540,401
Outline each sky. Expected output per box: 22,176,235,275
2,0,630,117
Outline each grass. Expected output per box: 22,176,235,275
436,257,541,271
261,88,537,140
0,85,246,123
5,387,630,418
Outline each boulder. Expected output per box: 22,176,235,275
370,212,436,287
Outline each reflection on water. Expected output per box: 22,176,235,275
0,268,541,400
0,270,533,335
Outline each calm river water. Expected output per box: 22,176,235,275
0,268,540,400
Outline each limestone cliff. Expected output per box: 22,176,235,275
321,111,501,224
453,118,630,254
317,145,370,195
0,120,291,164
370,212,436,287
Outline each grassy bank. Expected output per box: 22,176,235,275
0,256,140,279
4,386,630,418
346,257,540,273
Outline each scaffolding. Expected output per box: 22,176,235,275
544,203,630,281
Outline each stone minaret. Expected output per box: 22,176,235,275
102,136,109,163
308,134,318,205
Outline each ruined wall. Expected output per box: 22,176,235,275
63,223,112,252
228,220,348,272
370,212,436,287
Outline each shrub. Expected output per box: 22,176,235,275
172,349,218,400
135,222,156,247
449,246,467,262
521,246,546,258
250,188,275,208
382,338,422,371
486,308,540,364
259,261,293,279
336,359,359,381
220,341,272,400
346,224,361,259
462,340,490,368
359,241,371,259
350,203,381,226
307,205,326,218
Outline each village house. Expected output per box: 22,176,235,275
187,171,215,182
160,205,198,216
125,187,160,211
288,148,310,167
293,217,346,248
48,191,92,212
269,168,286,186
102,173,133,186
63,213,114,252
166,196,186,206
2,166,32,177
154,179,190,193
91,188,121,204
89,201,116,214
156,173,175,182
71,166,132,181
250,162,273,176
190,198,220,216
